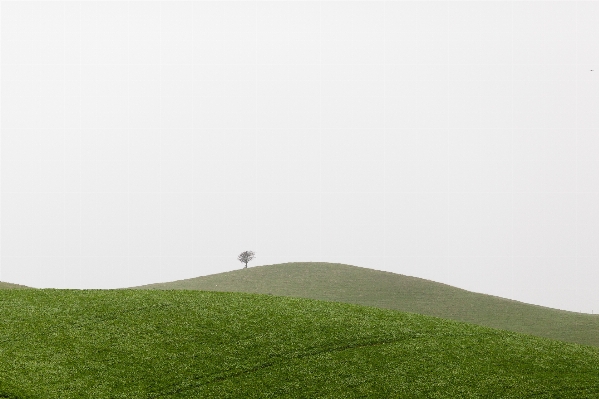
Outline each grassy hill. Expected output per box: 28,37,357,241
0,280,31,289
1,289,599,398
131,262,599,348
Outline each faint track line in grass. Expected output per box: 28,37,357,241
523,382,599,399
148,333,425,397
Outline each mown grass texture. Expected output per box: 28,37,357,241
1,289,599,398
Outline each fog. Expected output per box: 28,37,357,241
1,1,598,313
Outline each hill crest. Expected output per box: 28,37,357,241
130,261,599,348
0,280,31,289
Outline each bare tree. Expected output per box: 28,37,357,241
238,251,255,269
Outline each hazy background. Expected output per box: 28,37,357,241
1,1,598,313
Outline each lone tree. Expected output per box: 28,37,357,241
238,250,255,269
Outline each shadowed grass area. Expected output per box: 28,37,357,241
1,289,599,398
130,262,599,348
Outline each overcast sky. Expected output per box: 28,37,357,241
1,1,598,313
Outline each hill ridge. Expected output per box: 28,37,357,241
0,281,31,289
129,261,599,348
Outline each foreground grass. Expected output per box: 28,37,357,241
1,289,599,398
132,262,599,348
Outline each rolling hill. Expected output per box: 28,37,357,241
1,289,598,398
130,262,599,348
0,280,31,289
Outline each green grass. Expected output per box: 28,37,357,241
130,262,599,348
1,288,599,398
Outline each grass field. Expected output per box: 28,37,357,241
131,262,599,348
1,288,599,398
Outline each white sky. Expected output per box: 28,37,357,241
1,1,598,313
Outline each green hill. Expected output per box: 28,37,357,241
0,280,31,289
1,289,598,398
131,262,599,348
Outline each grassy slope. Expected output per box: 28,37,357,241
1,289,599,398
0,281,31,289
132,262,599,348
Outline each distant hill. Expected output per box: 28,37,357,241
130,261,599,348
0,281,31,289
